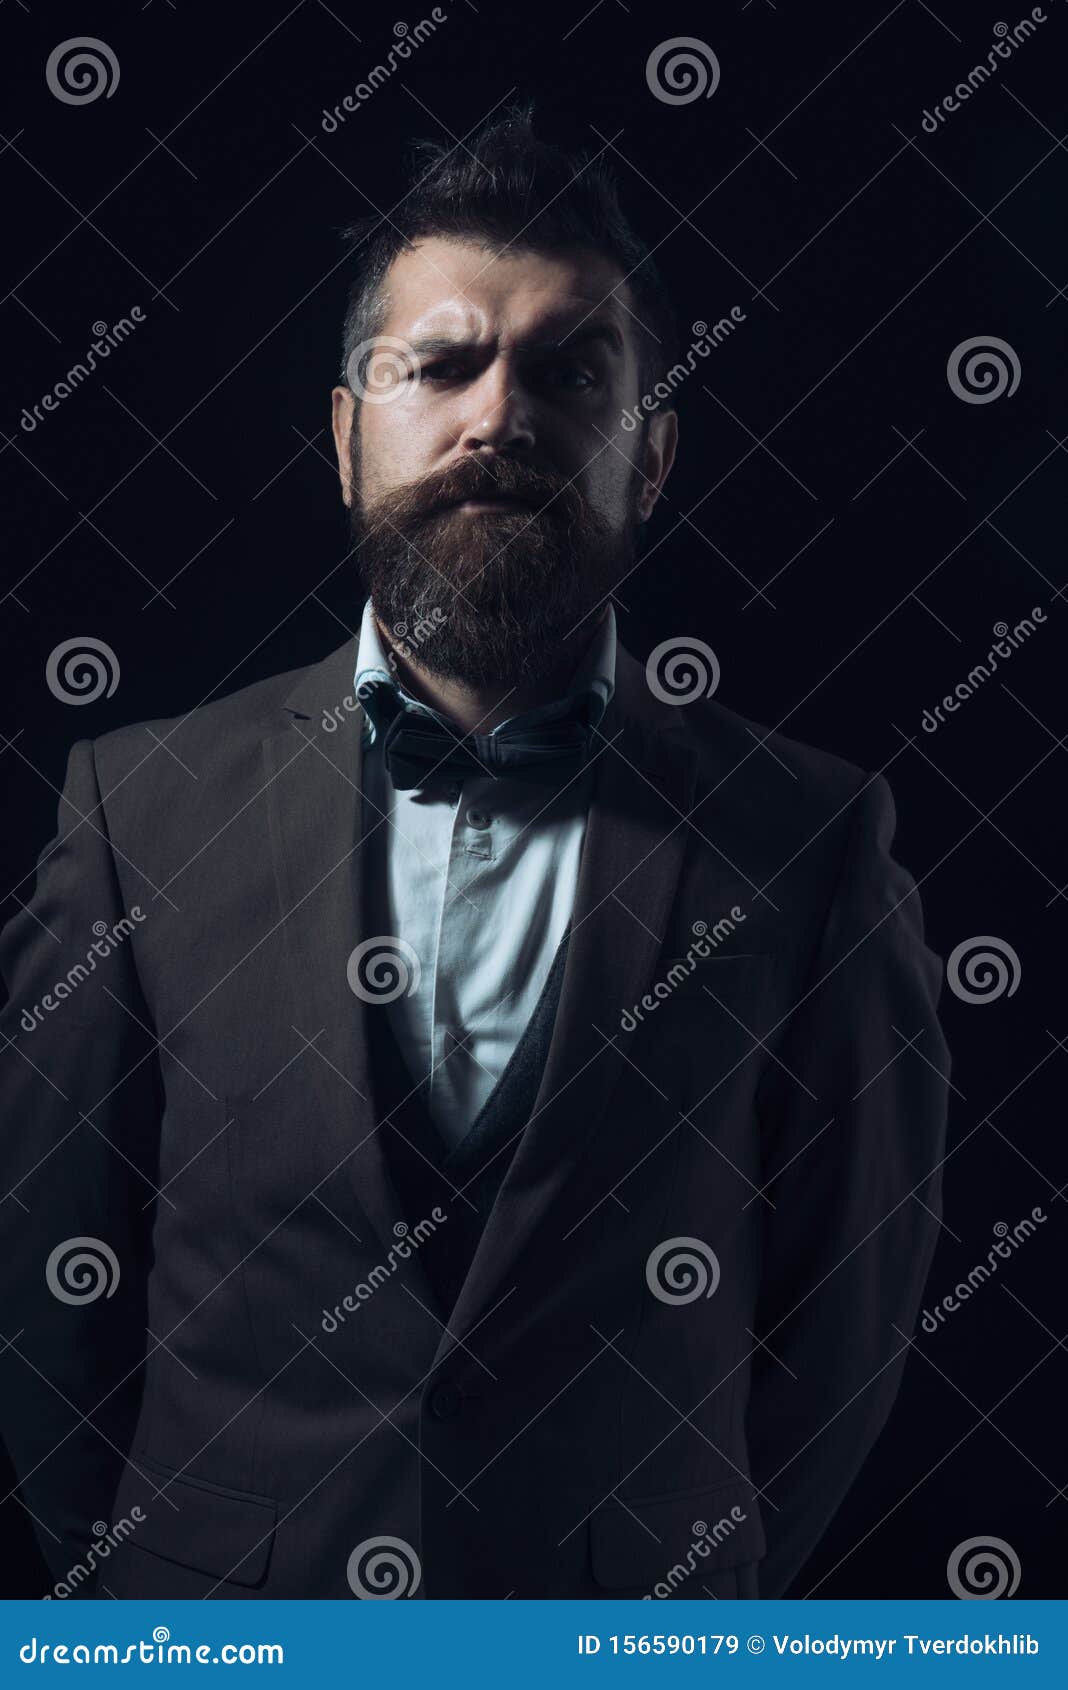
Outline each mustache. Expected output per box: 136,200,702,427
385,457,579,523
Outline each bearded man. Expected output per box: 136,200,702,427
0,104,950,1600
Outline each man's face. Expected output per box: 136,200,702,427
330,237,677,688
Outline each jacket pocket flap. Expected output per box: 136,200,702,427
589,1479,765,1590
109,1455,277,1587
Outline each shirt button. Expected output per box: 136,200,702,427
465,808,491,829
429,1380,465,1420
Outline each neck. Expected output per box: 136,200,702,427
374,608,607,734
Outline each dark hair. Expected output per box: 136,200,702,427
337,99,679,416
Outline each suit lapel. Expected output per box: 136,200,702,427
260,638,426,1284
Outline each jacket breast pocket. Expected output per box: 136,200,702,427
623,954,775,1100
589,1478,765,1595
105,1452,277,1589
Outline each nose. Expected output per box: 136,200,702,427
457,358,536,456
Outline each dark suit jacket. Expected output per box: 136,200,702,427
0,633,950,1599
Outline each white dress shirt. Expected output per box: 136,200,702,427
353,598,616,1150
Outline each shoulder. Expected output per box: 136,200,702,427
616,643,871,817
680,691,887,886
612,644,898,920
683,690,869,805
84,639,355,822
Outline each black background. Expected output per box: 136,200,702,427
1,0,1065,1598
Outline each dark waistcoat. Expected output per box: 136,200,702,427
366,924,571,1321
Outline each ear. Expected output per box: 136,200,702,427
637,407,679,522
331,385,355,507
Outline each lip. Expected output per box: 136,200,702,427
442,495,533,512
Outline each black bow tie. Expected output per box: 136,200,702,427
358,680,597,792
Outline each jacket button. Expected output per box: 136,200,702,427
429,1380,464,1420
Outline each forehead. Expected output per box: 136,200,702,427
378,235,632,346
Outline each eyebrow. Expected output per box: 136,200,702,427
405,319,625,360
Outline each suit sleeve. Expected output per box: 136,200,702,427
747,771,951,1597
0,738,161,1588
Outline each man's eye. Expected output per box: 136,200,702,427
416,360,597,390
540,363,596,391
419,360,464,382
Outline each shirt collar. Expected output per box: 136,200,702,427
353,597,616,747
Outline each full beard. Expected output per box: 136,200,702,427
347,445,640,689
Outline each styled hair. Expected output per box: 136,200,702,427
337,98,679,415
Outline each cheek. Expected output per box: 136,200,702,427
584,460,641,528
358,403,436,492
